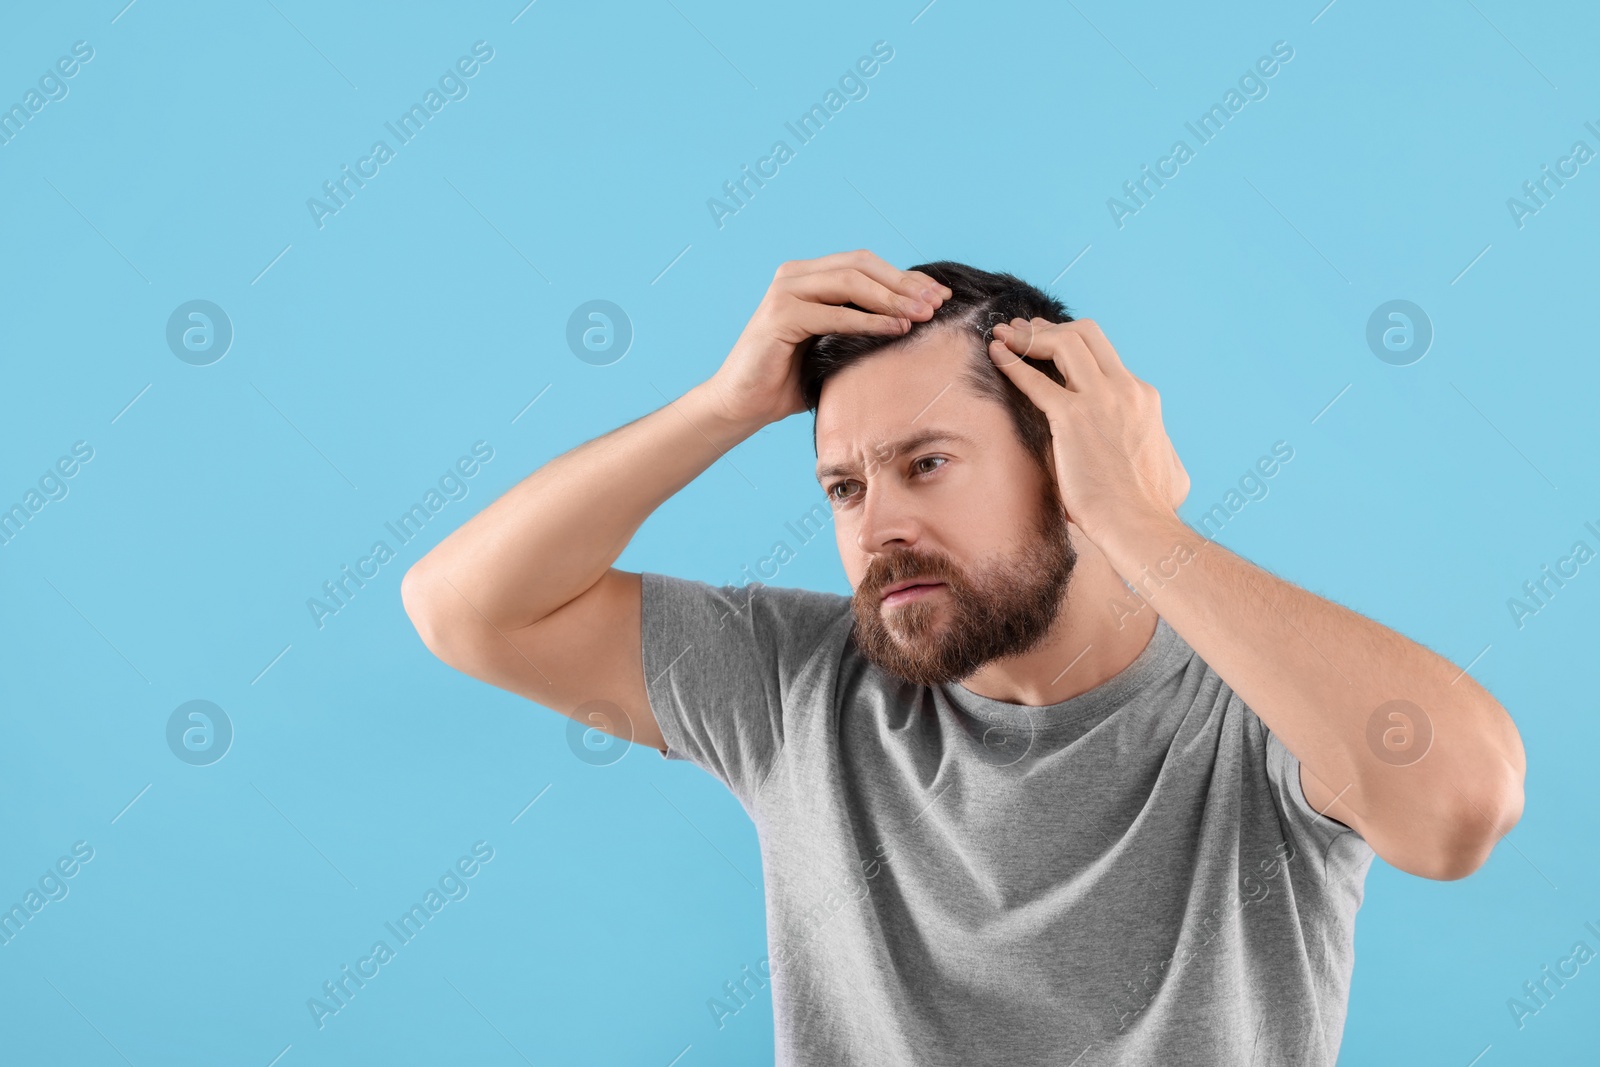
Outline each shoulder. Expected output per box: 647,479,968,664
641,573,853,652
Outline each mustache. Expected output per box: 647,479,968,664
862,549,959,596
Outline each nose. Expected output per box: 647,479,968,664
853,477,921,557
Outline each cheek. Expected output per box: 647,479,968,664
956,483,1030,534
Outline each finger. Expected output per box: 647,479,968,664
778,250,952,305
1031,318,1105,390
783,267,939,323
995,319,1099,391
1041,318,1129,378
985,334,1070,419
790,300,914,338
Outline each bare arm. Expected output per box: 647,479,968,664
988,317,1526,881
1099,507,1524,880
400,250,952,750
404,381,761,640
399,384,763,752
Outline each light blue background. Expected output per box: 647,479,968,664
2,0,1595,1063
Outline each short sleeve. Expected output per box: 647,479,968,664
1265,726,1375,873
639,572,851,808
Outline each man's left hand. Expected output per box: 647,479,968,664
987,317,1189,545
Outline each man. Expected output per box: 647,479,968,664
400,250,1525,1065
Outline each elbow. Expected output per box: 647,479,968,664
400,564,453,660
1418,773,1526,882
400,566,434,645
400,563,423,611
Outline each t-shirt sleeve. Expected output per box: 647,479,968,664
639,572,851,808
1264,725,1375,873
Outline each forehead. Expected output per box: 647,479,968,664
814,328,999,477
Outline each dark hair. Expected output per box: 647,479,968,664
800,260,1074,467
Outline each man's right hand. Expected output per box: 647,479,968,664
402,250,951,757
705,250,953,428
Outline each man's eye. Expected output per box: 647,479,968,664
828,457,947,503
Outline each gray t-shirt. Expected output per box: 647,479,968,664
641,572,1376,1066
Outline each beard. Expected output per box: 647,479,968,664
848,469,1078,688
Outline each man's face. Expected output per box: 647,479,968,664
814,327,1078,687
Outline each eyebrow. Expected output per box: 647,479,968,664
815,429,978,483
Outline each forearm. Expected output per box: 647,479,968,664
981,314,1523,876
404,379,763,632
1097,506,1525,864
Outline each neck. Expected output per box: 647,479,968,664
959,523,1159,707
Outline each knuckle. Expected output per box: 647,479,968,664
765,293,799,321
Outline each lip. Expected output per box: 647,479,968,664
880,580,946,607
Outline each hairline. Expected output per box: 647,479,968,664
808,321,1002,452
810,328,1032,476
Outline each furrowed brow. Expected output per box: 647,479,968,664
815,429,975,483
